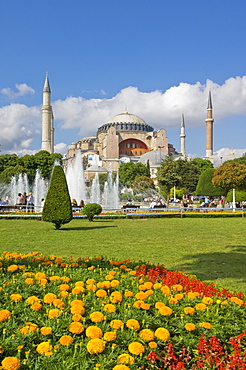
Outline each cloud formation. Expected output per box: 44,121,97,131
1,83,35,100
1,75,246,156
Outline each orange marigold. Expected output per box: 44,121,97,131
110,291,123,303
202,297,213,305
36,341,53,355
68,322,84,334
184,307,195,315
70,299,84,306
24,278,34,285
110,319,124,330
71,286,85,294
86,278,96,285
59,284,70,291
155,302,165,309
44,293,57,304
139,329,155,341
187,291,200,299
103,331,117,341
40,327,52,335
72,314,83,322
149,341,158,349
161,285,171,296
59,335,73,345
86,325,103,339
117,353,135,364
230,297,244,306
199,322,212,329
96,289,107,298
90,311,105,323
103,304,116,313
86,338,105,354
159,306,173,316
110,279,120,288
0,310,11,321
169,298,178,304
53,299,65,309
70,306,85,315
185,323,196,331
31,303,42,311
128,341,145,355
75,281,85,287
154,327,170,342
196,303,207,311
10,294,22,302
113,366,130,370
7,265,19,272
126,319,140,330
48,309,61,319
124,289,134,297
1,356,21,370
135,292,147,300
26,296,40,305
172,284,183,292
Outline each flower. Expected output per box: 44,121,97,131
113,366,130,370
48,308,61,319
59,335,73,345
40,327,52,335
31,302,42,311
185,323,196,331
110,319,124,330
159,305,173,316
86,326,103,339
26,296,40,305
53,299,65,309
128,341,145,355
68,322,84,334
72,314,83,322
126,319,140,330
184,307,195,315
117,353,135,364
199,322,212,329
87,339,105,354
90,311,105,323
44,293,57,304
103,331,117,341
10,294,22,302
36,342,53,355
110,279,120,287
202,297,213,305
110,291,123,303
103,304,116,313
70,305,85,315
20,322,38,335
139,329,155,341
154,327,170,341
95,289,107,298
149,341,158,348
187,291,200,299
172,284,183,292
59,284,70,291
25,278,34,284
0,310,11,321
230,297,244,306
196,303,207,311
1,357,21,370
7,265,19,272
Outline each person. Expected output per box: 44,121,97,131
71,199,78,207
27,193,34,212
79,200,85,208
22,192,27,211
0,198,5,205
150,200,157,208
16,193,24,205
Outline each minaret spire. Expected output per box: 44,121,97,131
205,89,214,162
180,112,186,157
41,73,54,153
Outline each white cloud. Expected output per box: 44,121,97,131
54,142,68,155
1,83,35,100
0,103,41,152
213,147,246,167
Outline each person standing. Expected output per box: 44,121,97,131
27,193,34,212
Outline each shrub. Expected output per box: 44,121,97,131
42,165,73,229
82,203,102,221
196,168,225,196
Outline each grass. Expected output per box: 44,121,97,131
0,217,246,295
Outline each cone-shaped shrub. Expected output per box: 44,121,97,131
195,168,225,197
82,203,102,221
42,165,73,229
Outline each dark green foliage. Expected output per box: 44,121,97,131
42,165,73,229
82,203,102,221
157,155,181,202
196,168,225,196
192,158,214,172
119,162,150,186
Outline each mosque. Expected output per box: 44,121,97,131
41,74,214,180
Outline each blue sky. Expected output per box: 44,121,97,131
1,0,246,162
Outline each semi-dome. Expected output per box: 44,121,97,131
97,111,154,133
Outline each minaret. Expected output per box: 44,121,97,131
205,90,214,162
41,73,54,153
180,112,186,157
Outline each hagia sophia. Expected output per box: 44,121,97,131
41,74,214,180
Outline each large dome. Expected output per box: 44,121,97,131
97,112,154,133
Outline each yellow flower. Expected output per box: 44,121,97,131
128,341,145,355
10,294,22,302
169,298,178,304
59,284,70,291
96,289,107,298
86,278,96,285
202,297,213,305
72,314,83,322
90,311,105,323
153,283,162,289
7,265,19,272
113,366,130,370
230,297,244,306
40,326,52,335
161,285,171,296
48,308,61,319
159,305,173,316
185,323,196,331
140,302,150,310
36,341,53,355
155,327,170,341
20,322,38,335
135,292,147,300
126,319,140,330
0,310,11,321
86,326,103,339
24,278,34,285
59,335,73,345
172,284,183,292
103,304,116,313
87,338,105,354
139,329,155,341
184,307,195,315
44,293,57,304
0,346,4,354
110,319,124,330
53,299,65,309
75,281,85,287
134,300,144,308
196,303,207,311
31,302,42,311
110,279,120,288
155,302,165,309
199,322,212,329
26,296,40,305
103,331,117,341
117,353,135,364
70,305,85,315
1,356,21,370
68,322,84,334
110,291,123,303
149,341,158,348
144,282,153,289
187,291,200,299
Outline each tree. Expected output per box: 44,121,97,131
119,162,150,186
132,176,155,193
157,156,181,204
82,203,102,221
176,159,201,194
196,168,226,197
212,161,246,195
226,189,246,202
42,165,73,229
0,165,25,184
192,158,214,173
34,151,62,179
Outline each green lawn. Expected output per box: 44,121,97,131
1,217,246,295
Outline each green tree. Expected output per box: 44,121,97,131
196,168,226,196
157,156,181,204
132,176,155,193
119,162,150,186
0,165,25,184
226,189,246,202
82,203,102,221
34,151,62,179
176,159,201,194
212,161,246,195
192,158,214,173
42,165,73,229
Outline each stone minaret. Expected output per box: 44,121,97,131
41,73,54,153
180,112,186,157
205,90,214,161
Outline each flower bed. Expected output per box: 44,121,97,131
0,252,245,369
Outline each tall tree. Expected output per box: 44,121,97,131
212,161,246,195
119,162,150,186
157,156,181,204
196,168,226,196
